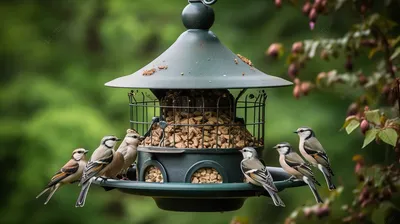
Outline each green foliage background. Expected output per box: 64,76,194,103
0,0,394,223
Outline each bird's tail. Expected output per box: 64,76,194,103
318,164,336,191
264,186,285,207
303,176,323,203
44,184,60,205
36,187,50,199
75,179,92,207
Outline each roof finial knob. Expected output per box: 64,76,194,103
182,0,216,30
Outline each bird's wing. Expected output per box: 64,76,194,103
80,150,113,184
285,153,314,177
242,159,278,192
47,159,79,187
304,138,330,165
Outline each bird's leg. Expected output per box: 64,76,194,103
99,177,108,183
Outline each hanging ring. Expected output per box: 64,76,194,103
188,0,217,5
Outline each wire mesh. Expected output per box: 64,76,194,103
128,89,267,149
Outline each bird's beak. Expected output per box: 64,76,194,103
116,138,121,141
139,136,145,141
84,150,89,154
293,131,298,134
272,145,278,149
238,149,243,153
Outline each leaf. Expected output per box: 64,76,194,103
365,109,381,125
390,47,400,60
341,115,358,130
362,129,379,148
346,120,360,134
308,41,319,58
335,0,347,10
378,128,398,147
369,47,380,59
389,36,400,47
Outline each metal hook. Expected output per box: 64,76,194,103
188,0,217,5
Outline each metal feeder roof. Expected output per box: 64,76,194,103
105,0,292,89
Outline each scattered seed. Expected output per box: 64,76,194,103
158,65,168,70
143,68,156,76
236,54,253,67
234,58,238,64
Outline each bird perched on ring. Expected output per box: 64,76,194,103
36,148,89,205
274,142,323,203
115,129,144,179
294,127,336,191
76,135,120,207
239,147,285,207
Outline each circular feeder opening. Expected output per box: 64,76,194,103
144,166,164,183
191,167,223,184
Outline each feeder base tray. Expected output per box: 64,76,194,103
94,180,305,212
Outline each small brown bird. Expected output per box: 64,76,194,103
36,148,89,205
294,127,336,190
76,135,120,207
102,151,124,179
116,129,144,178
274,142,323,203
240,147,285,207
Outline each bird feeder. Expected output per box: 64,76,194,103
95,0,305,212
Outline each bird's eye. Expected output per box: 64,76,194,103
299,130,304,133
133,136,137,139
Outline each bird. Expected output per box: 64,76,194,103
116,129,144,179
294,127,336,190
75,135,120,207
36,148,89,205
274,142,323,203
239,147,285,207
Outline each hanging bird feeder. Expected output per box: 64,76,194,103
95,0,305,212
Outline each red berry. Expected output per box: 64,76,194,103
358,74,368,85
360,119,369,135
309,8,318,22
291,42,304,54
267,43,282,58
274,0,282,8
293,85,302,99
300,82,313,95
288,63,299,79
320,50,329,61
302,2,312,15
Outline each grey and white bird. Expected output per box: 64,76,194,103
75,135,120,207
36,148,89,205
274,142,323,203
239,147,285,207
294,127,336,191
116,129,144,179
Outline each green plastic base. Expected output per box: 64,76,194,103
94,179,306,212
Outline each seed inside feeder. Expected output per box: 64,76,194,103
143,90,263,149
191,168,222,184
144,166,164,183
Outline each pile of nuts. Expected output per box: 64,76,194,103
143,110,261,149
144,166,164,183
191,168,223,184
